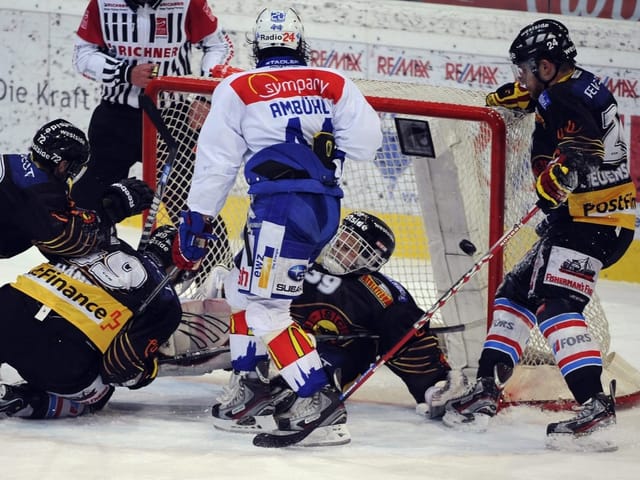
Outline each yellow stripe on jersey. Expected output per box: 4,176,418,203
568,181,637,229
267,323,316,370
12,264,133,352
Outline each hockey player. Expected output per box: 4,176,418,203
211,212,465,442
443,19,637,442
72,0,234,216
0,118,154,260
293,212,453,409
172,8,382,446
0,226,182,419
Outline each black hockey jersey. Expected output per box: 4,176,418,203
0,153,105,258
291,264,449,403
532,67,636,229
11,238,180,355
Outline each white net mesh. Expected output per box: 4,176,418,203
143,76,613,380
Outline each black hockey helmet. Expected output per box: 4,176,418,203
30,118,90,182
251,7,309,64
322,211,396,275
509,19,577,68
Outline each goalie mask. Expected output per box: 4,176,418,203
322,211,396,275
252,7,308,63
30,118,90,183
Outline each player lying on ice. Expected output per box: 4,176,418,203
0,225,184,419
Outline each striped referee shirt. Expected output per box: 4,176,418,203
73,0,233,108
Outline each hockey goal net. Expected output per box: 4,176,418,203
142,76,640,409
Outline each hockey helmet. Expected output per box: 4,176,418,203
252,8,306,59
30,118,90,181
322,211,396,275
509,19,577,67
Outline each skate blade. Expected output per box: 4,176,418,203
213,415,277,434
546,429,618,453
294,424,351,447
442,411,490,432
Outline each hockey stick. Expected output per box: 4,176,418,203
158,322,484,367
253,204,540,448
136,265,179,316
158,345,229,365
138,93,178,252
311,320,484,343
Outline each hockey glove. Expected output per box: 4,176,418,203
102,177,155,224
172,210,217,271
125,357,159,390
313,131,337,170
145,225,178,269
535,155,578,208
485,82,534,112
104,357,159,390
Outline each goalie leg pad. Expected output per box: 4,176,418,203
158,299,234,375
159,299,231,358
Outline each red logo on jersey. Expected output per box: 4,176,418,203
231,69,346,105
156,18,168,37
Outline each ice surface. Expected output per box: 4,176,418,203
1,227,639,480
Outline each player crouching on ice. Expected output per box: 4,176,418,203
0,226,185,419
197,212,468,446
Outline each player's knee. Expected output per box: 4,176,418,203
245,298,292,338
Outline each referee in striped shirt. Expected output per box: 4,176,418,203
72,0,233,216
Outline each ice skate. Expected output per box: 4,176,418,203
211,360,277,433
423,369,470,419
442,376,501,432
255,384,350,447
546,380,617,452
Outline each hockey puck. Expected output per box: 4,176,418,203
459,239,477,256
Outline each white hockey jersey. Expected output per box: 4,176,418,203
188,63,382,217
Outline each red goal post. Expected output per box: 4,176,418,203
142,75,640,410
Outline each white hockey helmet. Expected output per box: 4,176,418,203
253,7,305,52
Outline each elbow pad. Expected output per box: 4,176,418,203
36,208,108,257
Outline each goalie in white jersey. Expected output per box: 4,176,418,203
172,7,382,447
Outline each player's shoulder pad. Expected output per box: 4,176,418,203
8,153,51,188
371,271,412,304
